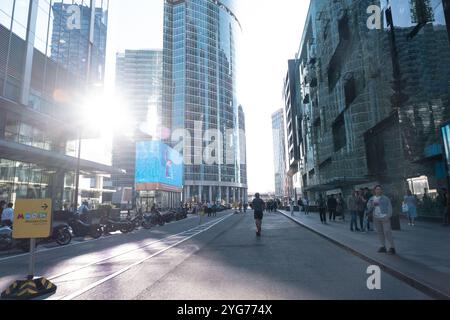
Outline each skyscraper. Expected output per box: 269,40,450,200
0,0,114,209
162,0,247,204
51,2,108,85
272,109,288,199
113,49,163,190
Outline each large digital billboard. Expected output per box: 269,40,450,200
135,141,183,192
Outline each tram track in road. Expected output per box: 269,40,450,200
46,213,233,300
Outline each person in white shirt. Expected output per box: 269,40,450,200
1,203,14,227
367,186,396,255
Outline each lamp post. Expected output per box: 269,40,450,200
72,128,82,210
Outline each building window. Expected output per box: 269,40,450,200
333,113,347,151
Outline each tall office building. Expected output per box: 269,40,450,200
283,59,303,200
51,1,108,85
272,109,288,199
0,0,114,209
113,49,163,190
162,0,247,204
296,0,450,218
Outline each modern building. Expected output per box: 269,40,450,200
282,59,303,200
271,109,288,199
296,0,450,216
51,1,108,85
162,0,247,204
0,0,116,210
112,49,163,193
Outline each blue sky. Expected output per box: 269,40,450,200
104,0,310,193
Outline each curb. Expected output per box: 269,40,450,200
278,210,450,300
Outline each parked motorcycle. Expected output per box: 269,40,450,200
161,210,176,224
68,215,103,239
100,216,135,234
142,211,165,229
0,223,72,252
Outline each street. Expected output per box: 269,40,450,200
0,211,429,300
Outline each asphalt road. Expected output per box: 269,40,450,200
0,211,430,300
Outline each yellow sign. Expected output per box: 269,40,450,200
12,199,52,239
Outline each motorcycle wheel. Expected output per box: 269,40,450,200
56,229,72,246
90,226,103,239
120,227,130,234
126,223,135,233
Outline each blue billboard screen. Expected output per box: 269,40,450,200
135,141,183,189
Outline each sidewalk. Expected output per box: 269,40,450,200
279,210,450,299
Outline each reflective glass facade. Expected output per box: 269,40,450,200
113,50,163,190
296,0,450,215
163,0,247,203
0,0,110,208
272,109,288,199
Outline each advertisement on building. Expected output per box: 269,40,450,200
135,141,183,192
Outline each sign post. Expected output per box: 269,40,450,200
1,199,57,300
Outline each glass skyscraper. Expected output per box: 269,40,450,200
113,49,163,190
0,0,113,209
272,109,288,199
163,0,247,204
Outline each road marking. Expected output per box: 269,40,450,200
47,223,211,280
0,214,204,263
60,213,233,300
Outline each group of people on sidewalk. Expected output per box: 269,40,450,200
313,186,399,255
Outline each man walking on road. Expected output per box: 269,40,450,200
367,185,396,255
252,193,265,237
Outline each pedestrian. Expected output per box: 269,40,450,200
0,200,6,222
1,202,14,227
327,195,337,222
336,194,345,222
347,190,360,232
252,193,265,237
303,196,310,215
297,198,303,213
318,194,327,224
357,189,367,231
364,188,374,231
439,188,450,226
367,185,396,255
403,190,418,226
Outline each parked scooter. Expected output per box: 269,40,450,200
68,214,103,239
0,225,29,252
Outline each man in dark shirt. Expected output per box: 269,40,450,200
252,193,265,237
327,195,338,222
